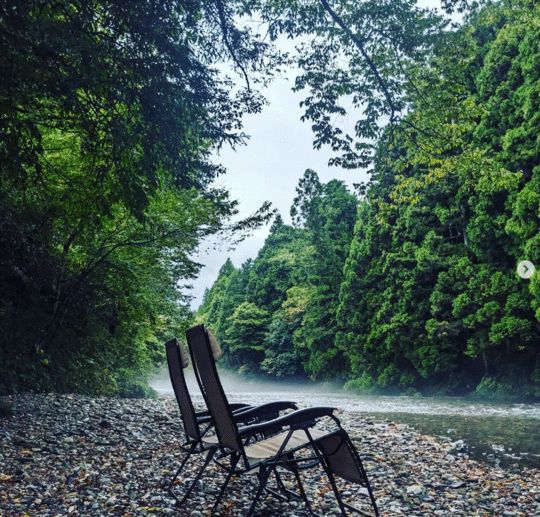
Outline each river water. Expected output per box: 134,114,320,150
150,371,540,471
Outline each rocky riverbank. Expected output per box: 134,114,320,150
1,393,539,516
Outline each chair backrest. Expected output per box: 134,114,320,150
188,327,223,404
165,338,200,441
185,324,242,452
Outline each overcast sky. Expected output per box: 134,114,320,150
185,73,370,309
186,0,446,309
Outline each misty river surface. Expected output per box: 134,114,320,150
150,371,540,471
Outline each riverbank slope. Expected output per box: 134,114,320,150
0,394,538,516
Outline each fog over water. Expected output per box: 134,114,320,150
151,369,540,417
150,370,540,470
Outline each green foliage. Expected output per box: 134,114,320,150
225,302,270,373
472,375,537,402
198,171,358,378
9,0,538,400
0,0,278,395
261,315,307,377
255,0,449,168
343,373,376,394
337,0,540,398
116,371,159,400
199,0,540,400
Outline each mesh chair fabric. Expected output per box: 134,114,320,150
243,428,327,460
166,339,200,441
186,325,242,452
316,432,363,485
178,340,190,369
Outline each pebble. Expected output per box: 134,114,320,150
0,393,539,516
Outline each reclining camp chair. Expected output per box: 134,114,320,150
165,338,297,505
185,324,379,517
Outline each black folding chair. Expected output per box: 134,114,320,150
165,338,297,505
185,324,379,517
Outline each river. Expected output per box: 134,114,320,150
150,371,540,471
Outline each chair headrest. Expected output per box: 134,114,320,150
178,340,190,369
207,328,223,362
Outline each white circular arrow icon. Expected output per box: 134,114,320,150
517,260,535,279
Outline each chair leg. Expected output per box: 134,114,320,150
273,453,316,515
179,447,217,505
322,459,349,517
245,465,270,517
269,468,291,501
289,463,316,516
168,443,201,505
168,451,191,491
254,461,316,517
210,453,240,517
356,458,379,517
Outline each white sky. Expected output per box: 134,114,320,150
186,74,369,309
186,0,446,310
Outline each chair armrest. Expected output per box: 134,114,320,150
196,403,251,423
232,401,298,423
238,407,336,437
230,403,251,411
195,411,212,424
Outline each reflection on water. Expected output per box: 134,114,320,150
361,412,540,470
150,371,540,470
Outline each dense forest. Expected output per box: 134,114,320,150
2,0,539,399
197,0,540,399
0,0,277,395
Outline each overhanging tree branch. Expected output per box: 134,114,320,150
318,0,399,124
214,0,252,90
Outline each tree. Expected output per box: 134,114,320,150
0,0,278,394
289,172,359,378
290,169,323,229
225,302,270,373
196,0,540,399
246,225,309,311
338,0,540,397
197,258,237,332
261,313,307,377
202,171,358,379
253,0,449,168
